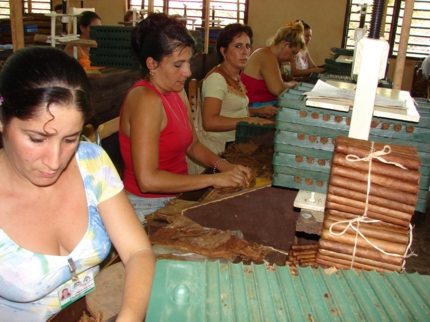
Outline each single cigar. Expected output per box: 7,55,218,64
326,201,411,228
321,229,407,255
291,244,319,250
316,257,354,271
328,184,416,215
323,218,409,245
316,254,394,272
331,164,419,194
318,249,402,271
326,194,413,222
332,153,420,183
291,249,318,256
296,253,317,260
330,175,418,206
318,239,404,266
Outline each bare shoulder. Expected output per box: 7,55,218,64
125,86,162,115
122,85,166,136
252,47,270,58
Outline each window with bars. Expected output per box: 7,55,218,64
0,0,52,19
344,0,430,59
127,0,247,29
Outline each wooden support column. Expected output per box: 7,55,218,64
392,0,415,90
203,0,210,54
10,0,25,51
147,0,154,13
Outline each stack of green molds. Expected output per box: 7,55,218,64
90,25,141,69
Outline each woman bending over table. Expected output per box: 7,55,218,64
119,13,252,222
0,46,155,321
240,20,305,106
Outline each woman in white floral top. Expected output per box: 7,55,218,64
0,46,155,322
291,20,325,77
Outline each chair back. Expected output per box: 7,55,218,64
82,117,119,146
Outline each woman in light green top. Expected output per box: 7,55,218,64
202,23,276,145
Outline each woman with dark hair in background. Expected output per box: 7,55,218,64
290,20,325,77
64,11,102,70
201,23,276,149
119,13,252,222
0,46,155,321
240,21,305,106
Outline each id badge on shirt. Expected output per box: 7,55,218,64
58,270,95,309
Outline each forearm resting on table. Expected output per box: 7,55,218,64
187,139,228,168
204,114,270,130
283,80,298,89
202,114,243,132
292,67,324,77
137,167,217,193
117,248,155,322
248,106,277,119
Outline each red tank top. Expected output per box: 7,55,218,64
119,80,193,198
240,72,278,104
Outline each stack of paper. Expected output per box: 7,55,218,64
304,80,407,111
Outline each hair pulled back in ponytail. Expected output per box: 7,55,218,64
131,12,196,79
267,20,305,49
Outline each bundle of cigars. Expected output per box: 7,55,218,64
286,244,318,267
316,136,420,272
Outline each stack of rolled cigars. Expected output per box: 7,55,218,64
316,136,420,272
287,244,318,267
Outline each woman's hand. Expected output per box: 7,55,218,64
253,105,278,118
212,162,252,188
284,80,299,89
313,67,325,73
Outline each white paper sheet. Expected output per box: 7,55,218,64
304,80,406,109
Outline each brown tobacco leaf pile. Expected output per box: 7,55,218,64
150,214,268,263
222,135,274,181
78,311,103,322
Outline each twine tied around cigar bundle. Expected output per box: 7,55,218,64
329,142,415,271
345,144,408,170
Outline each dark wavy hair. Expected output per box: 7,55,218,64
0,46,93,136
131,12,196,79
216,23,253,63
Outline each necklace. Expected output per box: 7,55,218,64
220,63,240,83
217,64,246,96
152,85,188,130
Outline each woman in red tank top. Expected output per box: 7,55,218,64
119,13,252,221
240,21,306,105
